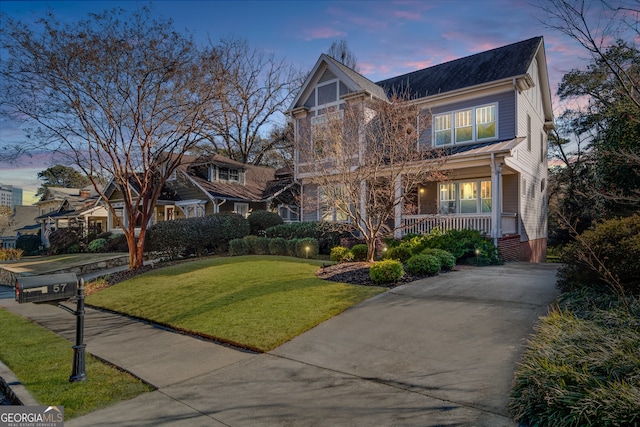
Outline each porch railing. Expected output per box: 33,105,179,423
401,213,518,237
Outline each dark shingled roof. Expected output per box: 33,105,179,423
375,37,542,99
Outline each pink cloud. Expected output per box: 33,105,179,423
302,27,346,41
392,10,421,20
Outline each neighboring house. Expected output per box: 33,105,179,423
103,154,298,234
34,187,108,246
287,37,554,262
0,205,39,249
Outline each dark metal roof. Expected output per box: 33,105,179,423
375,37,542,99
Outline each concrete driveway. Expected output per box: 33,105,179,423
4,262,559,426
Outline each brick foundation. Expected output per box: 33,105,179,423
498,236,547,262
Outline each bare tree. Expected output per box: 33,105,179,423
202,37,298,166
537,0,640,120
327,39,359,71
297,94,445,262
0,7,225,268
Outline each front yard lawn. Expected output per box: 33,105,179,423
0,309,153,419
87,256,386,351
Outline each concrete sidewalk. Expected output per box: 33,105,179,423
0,262,559,426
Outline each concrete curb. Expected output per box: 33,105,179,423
0,360,39,406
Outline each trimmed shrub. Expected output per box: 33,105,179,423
406,254,441,276
243,235,260,254
268,237,289,256
295,238,319,259
370,259,405,284
557,214,640,295
247,210,283,236
385,246,413,263
287,239,299,257
421,248,456,271
422,229,501,265
104,233,129,252
48,227,82,255
350,244,369,261
330,246,354,263
253,237,271,255
265,221,346,255
87,238,108,253
145,213,249,259
16,235,41,256
228,238,249,256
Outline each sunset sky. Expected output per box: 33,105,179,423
0,0,609,204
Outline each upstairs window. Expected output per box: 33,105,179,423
210,166,244,184
312,111,343,159
434,104,497,146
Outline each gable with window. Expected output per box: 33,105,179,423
208,165,245,184
434,104,497,146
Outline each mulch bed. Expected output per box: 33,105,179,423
315,261,453,288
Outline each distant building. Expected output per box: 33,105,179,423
0,184,23,209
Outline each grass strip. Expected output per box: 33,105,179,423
87,256,386,351
0,308,153,419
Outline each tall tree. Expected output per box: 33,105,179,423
297,94,445,262
327,39,359,71
0,7,225,268
36,165,91,196
203,37,298,165
539,0,640,223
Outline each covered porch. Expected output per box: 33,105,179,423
393,141,522,242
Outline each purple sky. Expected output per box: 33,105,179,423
0,0,602,203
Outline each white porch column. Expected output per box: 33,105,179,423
491,154,503,245
394,174,403,238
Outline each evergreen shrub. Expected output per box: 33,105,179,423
330,246,354,263
406,254,441,276
369,259,404,284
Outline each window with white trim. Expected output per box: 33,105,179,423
439,180,492,214
278,205,300,222
312,110,343,159
319,185,349,222
434,104,496,146
234,202,249,218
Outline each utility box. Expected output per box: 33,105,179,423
15,273,78,304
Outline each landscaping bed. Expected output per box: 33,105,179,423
315,261,464,287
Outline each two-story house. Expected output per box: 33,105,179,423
288,37,554,262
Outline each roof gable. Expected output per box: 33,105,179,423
376,37,543,99
289,54,387,111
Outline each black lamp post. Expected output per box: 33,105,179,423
69,278,87,382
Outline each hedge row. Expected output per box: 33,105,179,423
265,221,348,255
145,213,249,259
229,236,319,259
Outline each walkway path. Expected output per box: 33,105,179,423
0,262,559,426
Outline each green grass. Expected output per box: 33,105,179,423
0,309,153,419
87,256,386,351
510,289,640,426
